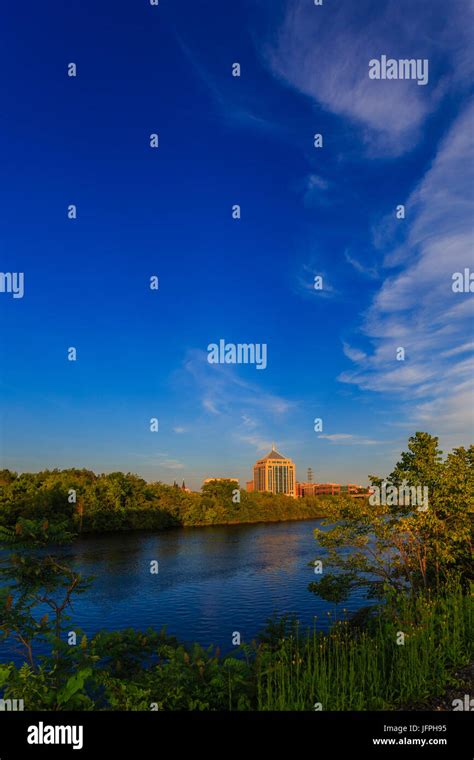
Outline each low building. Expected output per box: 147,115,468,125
297,482,370,497
297,482,341,496
342,483,364,494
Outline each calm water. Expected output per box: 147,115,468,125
1,519,372,660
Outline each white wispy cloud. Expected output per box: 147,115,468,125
441,342,474,359
263,0,473,156
306,174,328,191
176,34,287,139
177,349,295,454
318,434,378,445
182,349,294,418
294,259,338,300
160,459,185,470
156,453,185,470
129,452,186,470
342,342,367,363
344,250,379,280
339,100,474,444
299,173,330,207
237,434,273,451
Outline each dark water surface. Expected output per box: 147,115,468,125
1,519,371,659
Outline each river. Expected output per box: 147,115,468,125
0,519,372,660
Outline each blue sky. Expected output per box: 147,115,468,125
0,0,473,488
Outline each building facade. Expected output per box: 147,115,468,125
297,482,341,497
252,444,296,498
296,482,369,497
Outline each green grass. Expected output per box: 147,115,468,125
255,585,473,710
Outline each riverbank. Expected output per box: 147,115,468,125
77,507,333,538
0,467,350,537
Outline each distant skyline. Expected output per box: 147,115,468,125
1,0,473,490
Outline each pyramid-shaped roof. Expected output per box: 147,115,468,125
261,444,288,460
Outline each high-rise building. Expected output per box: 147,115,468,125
253,444,296,498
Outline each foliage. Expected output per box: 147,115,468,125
256,582,473,710
310,433,473,602
0,518,94,708
0,469,337,535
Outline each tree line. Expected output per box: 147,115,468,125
0,468,340,535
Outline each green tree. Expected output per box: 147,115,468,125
0,518,94,708
310,433,473,603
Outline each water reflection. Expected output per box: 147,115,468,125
1,519,372,659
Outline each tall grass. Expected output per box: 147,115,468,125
256,584,473,710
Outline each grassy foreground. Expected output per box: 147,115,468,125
256,584,472,710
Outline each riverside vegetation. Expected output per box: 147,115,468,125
0,433,472,711
0,468,339,534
